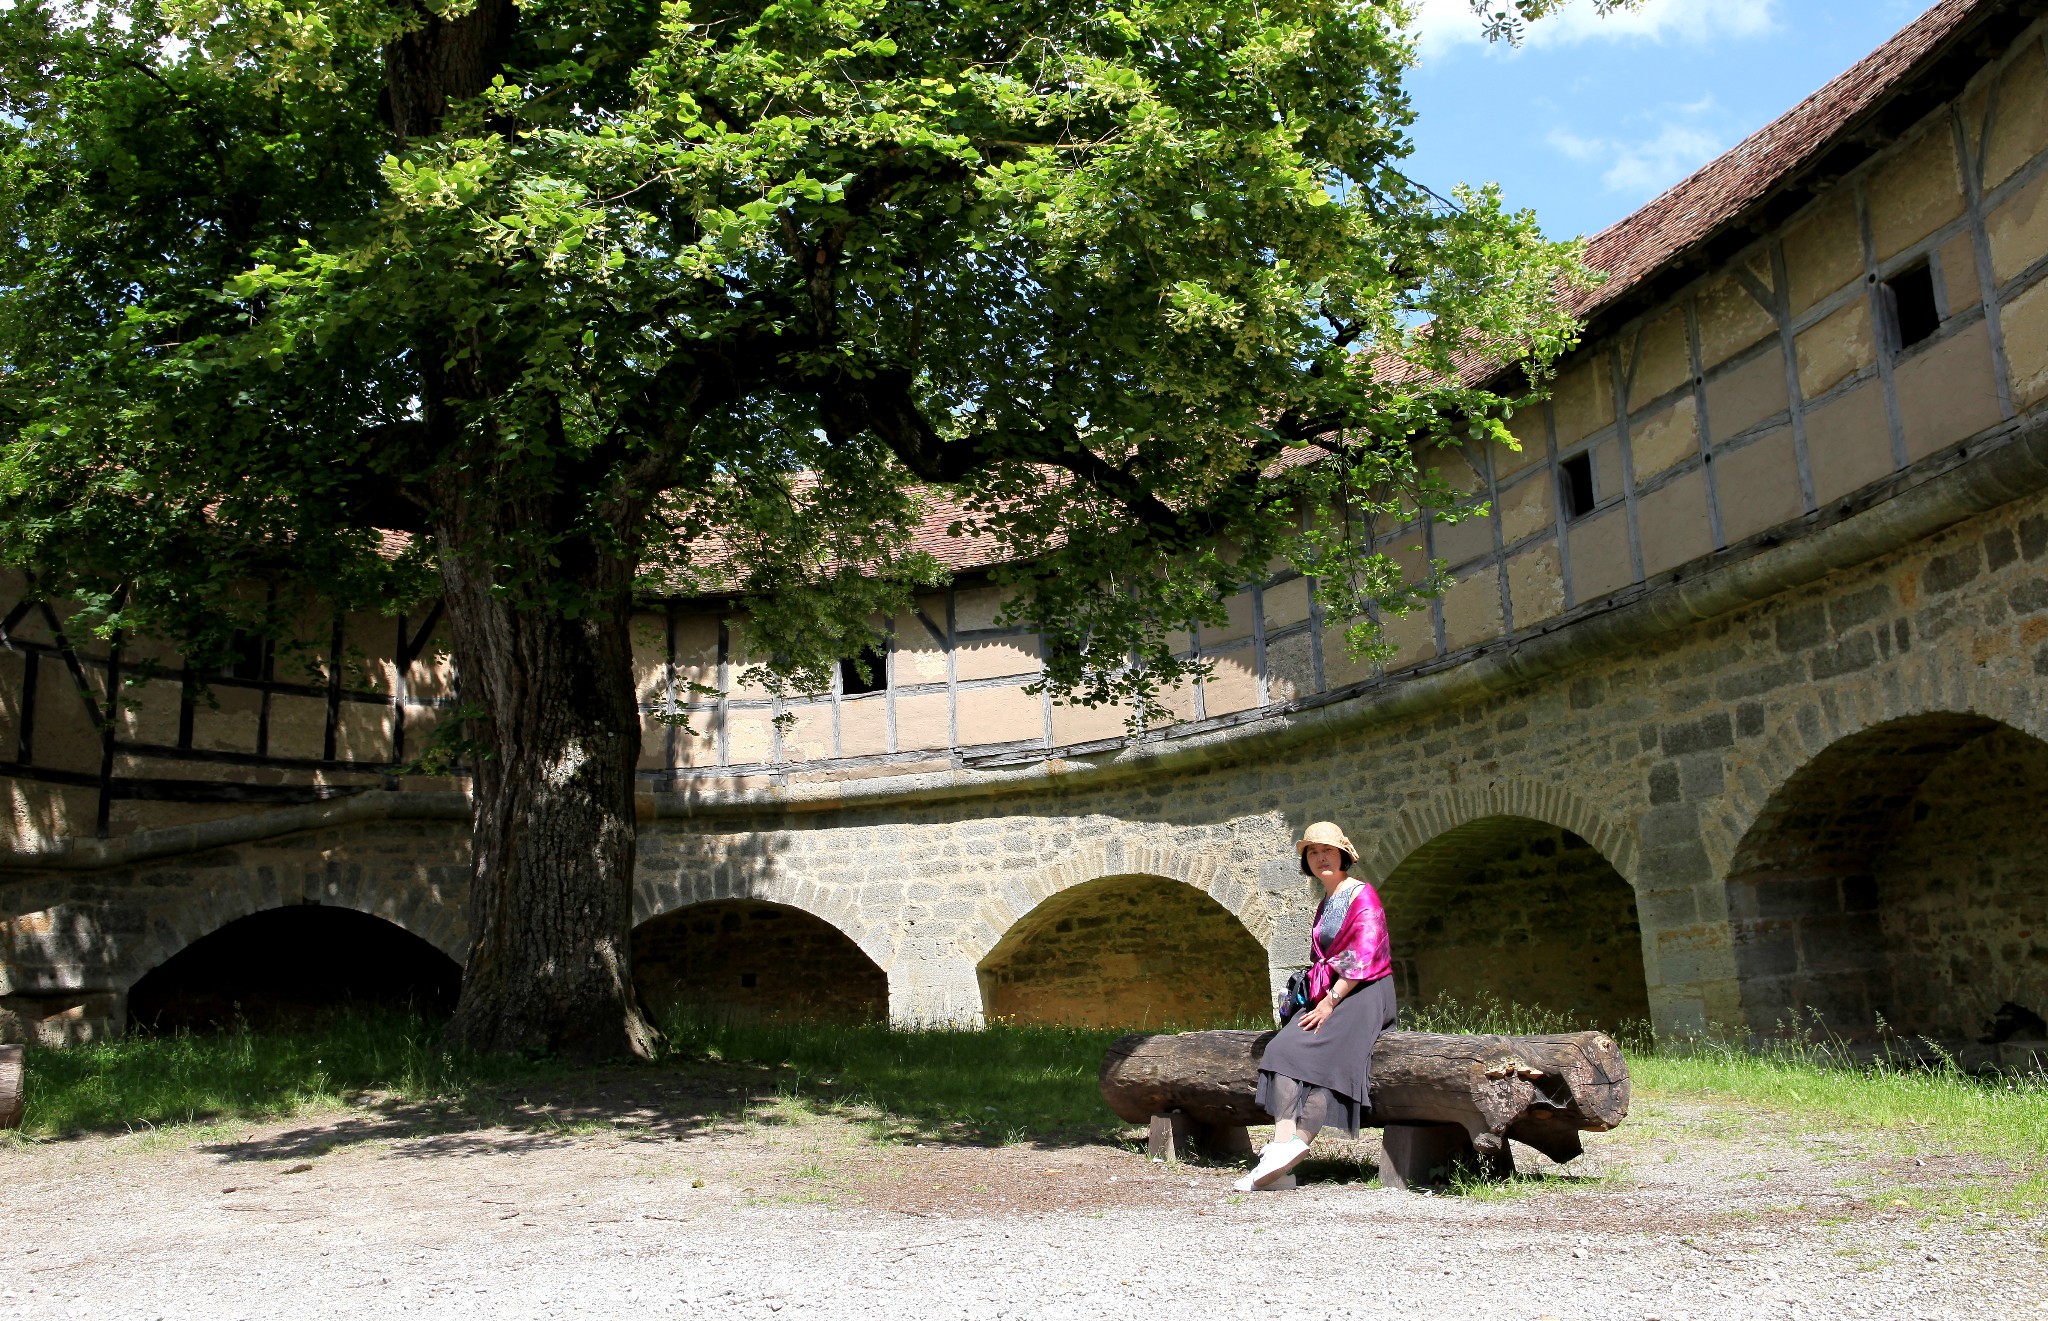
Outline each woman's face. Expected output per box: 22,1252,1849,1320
1304,842,1348,885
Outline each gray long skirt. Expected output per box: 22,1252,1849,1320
1254,974,1397,1140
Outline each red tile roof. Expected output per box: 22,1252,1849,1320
1571,0,1983,319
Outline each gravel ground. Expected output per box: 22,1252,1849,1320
3,1081,2042,1321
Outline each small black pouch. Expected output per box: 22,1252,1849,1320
1277,967,1313,1025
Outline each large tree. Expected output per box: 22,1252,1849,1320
0,0,1596,1059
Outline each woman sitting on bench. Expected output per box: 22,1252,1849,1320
1235,821,1396,1192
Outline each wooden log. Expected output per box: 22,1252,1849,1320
0,1043,23,1130
1099,1029,1629,1167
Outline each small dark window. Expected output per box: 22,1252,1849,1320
1885,263,1940,351
739,972,758,989
223,631,267,682
839,643,888,696
1560,453,1596,521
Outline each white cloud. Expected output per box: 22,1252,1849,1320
1545,98,1728,199
1411,0,1777,55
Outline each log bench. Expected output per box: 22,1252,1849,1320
1100,1028,1630,1189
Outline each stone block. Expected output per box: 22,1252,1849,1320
1808,631,1878,680
1803,379,1895,507
1896,321,2003,461
1660,713,1733,757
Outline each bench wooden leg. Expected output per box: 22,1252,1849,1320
1379,1120,1507,1190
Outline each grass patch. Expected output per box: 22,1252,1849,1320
659,1013,1127,1144
10,1008,1131,1146
12,1009,564,1138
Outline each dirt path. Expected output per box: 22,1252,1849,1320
3,1080,2041,1320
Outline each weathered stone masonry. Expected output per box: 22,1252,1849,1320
4,0,2048,1055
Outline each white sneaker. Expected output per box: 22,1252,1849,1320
1232,1137,1308,1191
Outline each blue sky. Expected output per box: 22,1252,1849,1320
1401,0,1937,240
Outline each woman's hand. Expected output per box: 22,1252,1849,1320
1297,997,1337,1032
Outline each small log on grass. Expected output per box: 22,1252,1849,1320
1099,1029,1629,1168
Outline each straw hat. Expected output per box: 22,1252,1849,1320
1295,821,1358,874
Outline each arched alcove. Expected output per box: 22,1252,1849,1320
1727,713,2048,1046
126,905,463,1032
976,874,1269,1029
630,900,888,1025
1383,815,1649,1030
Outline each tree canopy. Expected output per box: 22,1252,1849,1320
2,0,1590,709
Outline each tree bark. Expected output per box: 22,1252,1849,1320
1099,1029,1630,1165
435,534,659,1063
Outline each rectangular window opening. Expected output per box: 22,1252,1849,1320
839,643,889,696
223,630,267,682
739,972,758,989
1884,263,1940,352
1559,453,1596,521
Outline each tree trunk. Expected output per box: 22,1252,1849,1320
435,537,659,1063
1099,1029,1630,1165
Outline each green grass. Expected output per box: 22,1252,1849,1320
12,996,2046,1186
7,1008,1129,1145
659,1013,1126,1143
11,1009,565,1138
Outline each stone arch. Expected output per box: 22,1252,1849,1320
1359,779,1640,891
1380,814,1650,1031
125,904,463,1031
1724,709,2048,1053
957,840,1270,968
630,899,889,1025
974,872,1271,1028
631,845,897,977
115,857,468,998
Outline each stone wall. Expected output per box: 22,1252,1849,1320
631,900,889,1026
976,874,1270,1029
1384,819,1650,1031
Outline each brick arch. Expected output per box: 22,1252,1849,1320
956,841,1267,967
1359,779,1640,891
116,879,467,996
